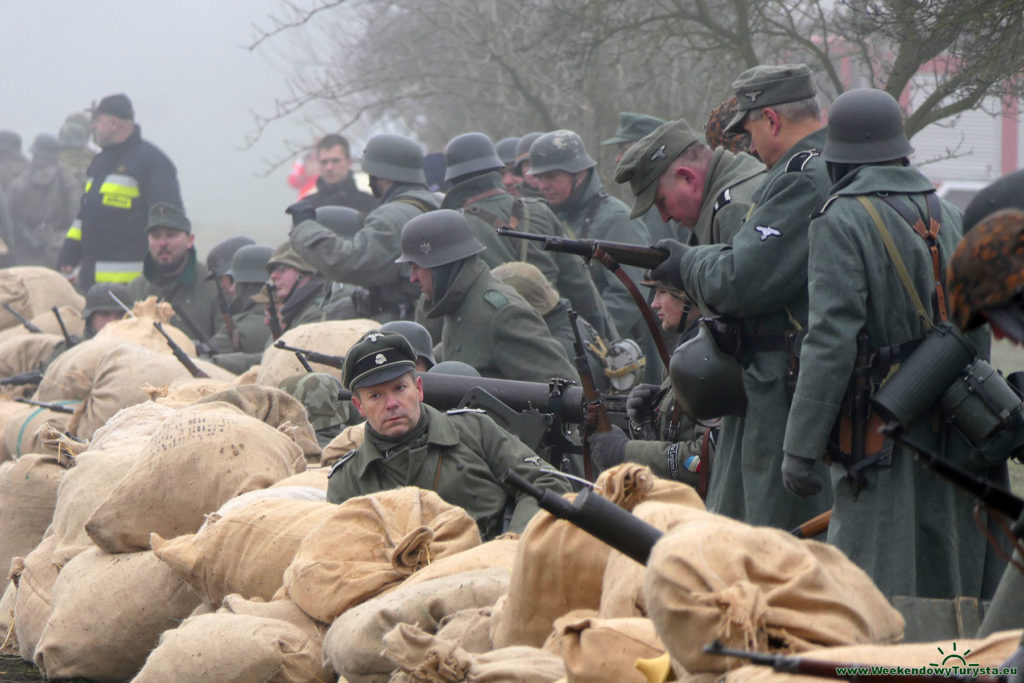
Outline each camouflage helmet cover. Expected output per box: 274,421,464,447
947,208,1024,336
278,372,346,433
705,96,752,155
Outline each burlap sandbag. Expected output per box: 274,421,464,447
152,498,337,606
544,614,666,683
219,594,326,638
724,629,1023,683
0,580,17,655
34,298,195,402
87,400,180,450
324,566,510,683
283,487,481,623
11,534,58,661
322,421,366,467
0,333,62,379
199,485,326,529
255,318,378,388
68,343,201,439
149,376,235,407
85,402,305,553
600,501,699,619
133,612,334,683
492,465,702,650
0,455,65,581
193,384,320,461
46,446,141,565
0,402,35,462
0,305,84,345
597,462,705,511
271,467,329,490
436,606,496,654
643,504,905,674
33,547,200,681
3,402,76,458
402,537,519,588
386,622,566,683
0,267,84,332
234,364,261,385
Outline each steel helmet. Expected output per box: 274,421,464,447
428,360,481,378
444,132,504,182
527,129,596,175
495,136,520,165
823,88,914,164
379,320,437,366
514,131,544,174
669,322,747,420
228,244,274,284
395,209,485,268
362,133,426,184
206,236,255,278
82,282,133,319
314,205,362,238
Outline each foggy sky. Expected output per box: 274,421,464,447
1,0,319,256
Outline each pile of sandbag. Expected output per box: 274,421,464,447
0,266,84,334
255,318,379,388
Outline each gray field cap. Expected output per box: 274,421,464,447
725,64,815,134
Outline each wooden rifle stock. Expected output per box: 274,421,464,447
265,282,284,340
789,510,831,538
568,308,608,481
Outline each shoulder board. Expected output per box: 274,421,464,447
712,188,732,214
813,194,842,218
785,149,820,173
327,449,357,478
446,408,487,415
483,290,509,309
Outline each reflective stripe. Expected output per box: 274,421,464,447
84,178,93,192
95,260,143,284
65,219,82,241
99,173,141,209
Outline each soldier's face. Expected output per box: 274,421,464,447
317,145,352,185
269,264,303,301
652,288,686,330
614,141,633,165
87,310,122,336
352,372,424,438
501,164,521,196
534,170,577,205
743,110,784,169
409,263,434,300
148,228,194,269
654,163,703,227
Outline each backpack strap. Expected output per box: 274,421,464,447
854,196,934,330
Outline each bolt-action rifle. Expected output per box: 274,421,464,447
568,308,610,481
0,369,44,386
14,397,76,414
211,277,239,352
153,321,210,379
169,303,218,356
265,282,284,340
2,303,42,333
51,306,80,348
273,340,345,369
497,228,671,368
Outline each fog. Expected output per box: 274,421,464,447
1,0,318,256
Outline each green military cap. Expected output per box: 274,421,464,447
342,330,417,391
146,202,191,234
602,112,666,146
265,240,315,275
724,63,815,135
613,118,702,219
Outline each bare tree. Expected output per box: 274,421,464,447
247,0,1024,168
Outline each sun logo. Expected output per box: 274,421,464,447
930,641,978,668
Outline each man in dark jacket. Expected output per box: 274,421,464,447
304,134,377,213
59,93,182,291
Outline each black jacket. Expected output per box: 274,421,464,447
59,126,181,290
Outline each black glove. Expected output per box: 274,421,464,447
781,453,824,498
285,199,317,227
626,383,661,424
648,239,687,290
586,425,628,472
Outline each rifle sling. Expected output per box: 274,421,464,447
593,247,671,368
855,196,935,331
